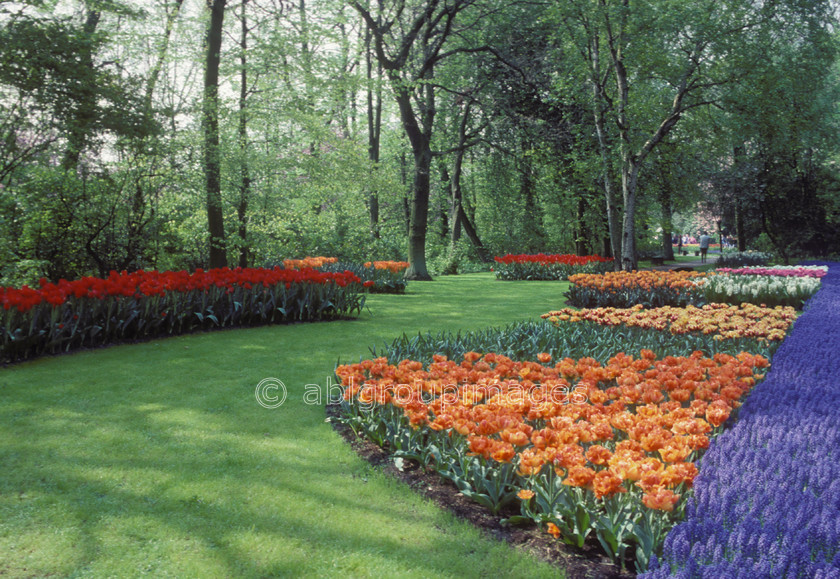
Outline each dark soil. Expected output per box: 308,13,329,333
326,404,636,579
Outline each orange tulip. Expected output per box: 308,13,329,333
585,444,613,466
592,470,626,499
642,488,681,511
563,465,597,488
706,400,732,427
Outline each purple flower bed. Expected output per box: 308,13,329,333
643,261,840,578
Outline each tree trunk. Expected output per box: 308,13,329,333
439,163,451,241
458,205,491,263
351,0,473,281
237,0,250,269
733,145,747,251
590,36,622,270
620,159,639,271
449,157,463,245
660,181,675,260
392,79,433,280
400,151,411,236
61,8,100,171
203,0,227,269
447,142,490,263
365,28,382,239
519,142,544,253
576,197,588,256
448,100,474,246
406,145,433,280
593,108,622,266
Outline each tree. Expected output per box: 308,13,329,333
203,0,227,269
551,0,819,270
364,23,383,239
712,0,840,259
351,0,483,280
236,0,251,268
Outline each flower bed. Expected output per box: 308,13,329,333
565,269,822,310
361,261,409,293
715,265,827,278
643,265,840,576
335,317,786,573
715,251,772,268
336,348,770,573
284,257,408,293
494,254,614,281
542,303,796,343
283,256,338,269
320,260,408,294
566,271,707,309
703,272,821,309
1,266,365,364
365,260,410,273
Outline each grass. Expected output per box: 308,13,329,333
0,273,572,578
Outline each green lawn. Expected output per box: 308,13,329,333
0,273,571,578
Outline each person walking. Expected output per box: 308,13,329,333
699,231,711,264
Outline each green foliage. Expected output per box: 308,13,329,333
426,239,489,276
565,282,703,310
2,0,839,291
0,12,156,144
370,320,777,367
0,259,50,287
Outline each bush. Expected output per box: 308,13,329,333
428,240,491,276
0,259,51,288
